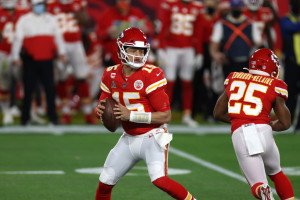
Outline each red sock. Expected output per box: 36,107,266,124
153,176,194,200
269,171,294,200
95,181,115,200
251,182,264,199
181,80,193,111
56,81,68,99
165,81,175,104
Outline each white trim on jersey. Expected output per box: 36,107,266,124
275,87,288,98
224,79,229,85
100,82,111,94
146,78,167,94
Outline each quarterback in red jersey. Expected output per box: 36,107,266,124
0,0,26,125
94,27,197,200
47,0,96,124
214,48,295,200
156,0,204,127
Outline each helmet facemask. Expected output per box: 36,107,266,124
243,0,263,11
117,41,150,69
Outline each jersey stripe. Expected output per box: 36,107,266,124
146,78,167,94
275,87,288,98
224,79,229,85
100,82,111,94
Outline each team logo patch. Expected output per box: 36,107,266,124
134,80,144,90
111,73,116,79
111,81,116,88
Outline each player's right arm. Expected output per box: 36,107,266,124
270,96,291,131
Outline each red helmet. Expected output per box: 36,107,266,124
248,48,280,78
117,27,150,69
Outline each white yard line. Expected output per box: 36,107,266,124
169,147,299,200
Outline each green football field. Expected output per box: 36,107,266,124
0,131,299,200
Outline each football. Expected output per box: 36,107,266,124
101,97,121,132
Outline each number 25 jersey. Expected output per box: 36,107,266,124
100,64,170,135
224,72,288,133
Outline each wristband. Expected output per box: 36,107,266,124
129,111,151,124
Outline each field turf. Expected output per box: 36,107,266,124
0,132,299,200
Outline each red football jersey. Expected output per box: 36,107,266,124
100,64,169,135
224,72,288,133
0,8,26,54
47,0,87,42
243,7,273,23
156,0,204,50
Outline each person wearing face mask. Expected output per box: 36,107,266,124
280,0,300,132
11,0,67,125
209,0,263,79
96,0,154,67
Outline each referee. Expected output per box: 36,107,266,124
11,0,66,125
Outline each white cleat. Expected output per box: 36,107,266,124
3,110,14,125
260,184,275,200
182,115,199,127
30,110,46,125
10,105,21,117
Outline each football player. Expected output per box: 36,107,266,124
96,0,154,67
214,48,295,200
94,27,197,200
47,0,96,124
156,0,204,127
0,0,26,125
243,0,277,49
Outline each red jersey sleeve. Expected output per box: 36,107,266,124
100,67,113,96
274,79,288,101
143,65,167,96
224,72,235,89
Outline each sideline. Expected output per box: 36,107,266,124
169,147,300,200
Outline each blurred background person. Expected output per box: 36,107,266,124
96,0,154,67
48,0,97,124
209,0,263,79
243,0,278,50
0,0,27,125
155,0,204,127
192,0,220,123
11,0,66,125
82,31,105,108
280,0,300,132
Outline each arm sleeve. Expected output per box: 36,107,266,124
210,21,223,43
11,17,25,60
53,17,66,55
274,80,288,101
148,89,170,112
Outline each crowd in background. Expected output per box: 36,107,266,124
0,0,300,129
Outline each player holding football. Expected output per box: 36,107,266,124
94,27,197,200
214,48,295,200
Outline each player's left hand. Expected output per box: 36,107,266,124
114,103,130,121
